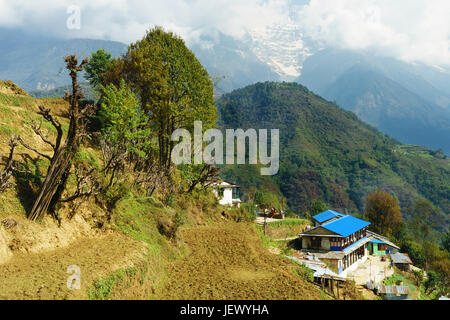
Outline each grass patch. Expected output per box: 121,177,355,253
263,218,310,239
0,92,34,109
88,267,138,300
0,125,17,136
292,263,315,282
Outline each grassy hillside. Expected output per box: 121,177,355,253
217,82,449,232
0,81,338,300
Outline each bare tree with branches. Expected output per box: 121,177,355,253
16,55,96,221
187,164,220,193
0,138,18,193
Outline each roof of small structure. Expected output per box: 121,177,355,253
390,253,413,264
370,239,385,244
205,179,240,188
285,256,345,281
321,215,371,237
377,285,410,295
367,231,400,250
312,210,345,223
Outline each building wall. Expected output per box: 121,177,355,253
217,188,233,206
338,245,368,277
369,243,396,256
369,243,386,256
302,236,331,251
321,238,331,251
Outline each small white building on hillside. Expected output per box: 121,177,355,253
208,179,241,207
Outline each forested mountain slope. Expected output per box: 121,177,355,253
217,82,449,230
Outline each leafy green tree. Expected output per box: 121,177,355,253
310,200,328,215
423,241,445,271
441,230,450,252
85,49,113,90
254,189,285,211
430,258,450,295
364,189,403,236
408,199,437,243
412,269,424,287
424,270,440,295
401,240,425,268
98,79,151,185
105,27,216,169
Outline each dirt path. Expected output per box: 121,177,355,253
156,222,323,300
0,233,146,300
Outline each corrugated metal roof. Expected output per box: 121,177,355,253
321,215,371,237
286,256,344,280
377,285,410,295
313,210,345,223
367,231,400,250
370,239,385,244
390,253,412,264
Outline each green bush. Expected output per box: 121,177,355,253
294,263,315,282
227,205,255,223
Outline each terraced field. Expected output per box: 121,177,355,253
157,222,323,300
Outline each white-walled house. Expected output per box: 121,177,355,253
208,180,241,207
299,210,371,277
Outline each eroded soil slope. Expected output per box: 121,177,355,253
0,232,146,300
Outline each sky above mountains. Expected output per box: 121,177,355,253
0,0,449,68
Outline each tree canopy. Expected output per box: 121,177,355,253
105,27,217,169
364,188,403,236
85,49,113,90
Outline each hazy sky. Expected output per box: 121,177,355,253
0,0,449,67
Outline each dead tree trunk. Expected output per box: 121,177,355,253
27,55,92,221
0,138,18,193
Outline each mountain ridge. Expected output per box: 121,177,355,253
217,82,449,231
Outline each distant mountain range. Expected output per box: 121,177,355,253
297,49,450,155
190,32,280,93
0,29,126,92
1,27,450,154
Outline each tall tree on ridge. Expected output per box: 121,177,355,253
104,26,217,170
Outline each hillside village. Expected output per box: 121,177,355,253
0,25,449,302
212,180,445,300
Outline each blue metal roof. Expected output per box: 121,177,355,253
370,239,385,244
313,210,345,223
322,215,371,237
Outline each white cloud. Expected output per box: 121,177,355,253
0,0,290,44
0,0,448,67
296,0,450,66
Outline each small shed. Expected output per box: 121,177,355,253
377,285,410,300
367,231,400,255
390,253,413,271
207,179,241,207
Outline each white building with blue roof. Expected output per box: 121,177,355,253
299,210,371,277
